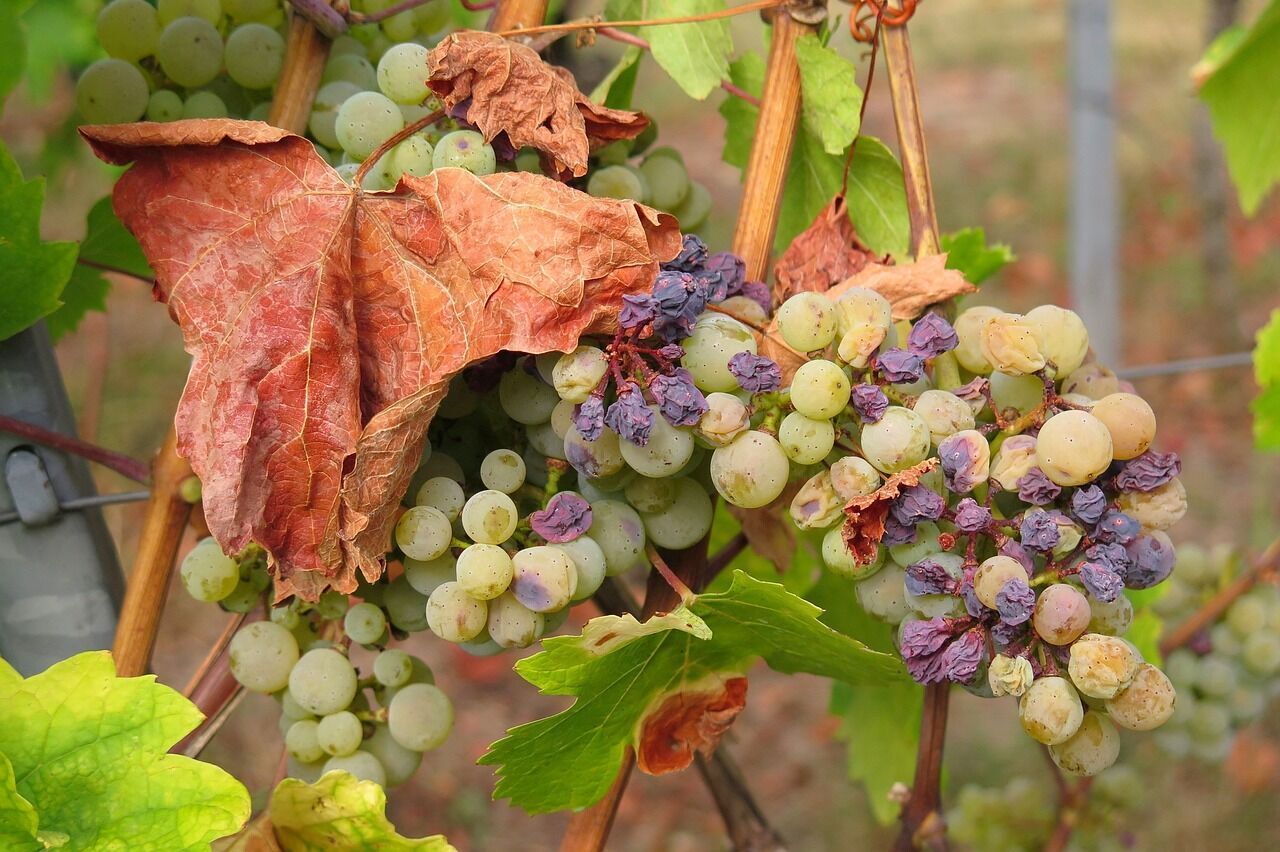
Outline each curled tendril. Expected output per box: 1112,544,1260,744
848,0,922,43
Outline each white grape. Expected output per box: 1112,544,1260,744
323,751,386,786
499,367,560,425
681,313,758,393
485,591,546,649
376,42,431,105
373,649,413,688
789,359,851,420
180,537,239,603
588,500,648,576
778,412,835,464
777,292,838,352
640,477,713,550
364,724,422,787
156,16,224,89
455,543,514,601
288,648,358,716
286,719,324,763
1034,410,1114,487
710,431,790,508
395,505,452,561
224,23,285,90
425,581,488,642
392,134,434,178
335,91,405,160
414,476,465,520
343,602,387,645
554,535,608,602
480,449,526,494
228,621,299,694
461,490,519,544
387,683,453,752
97,0,160,62
76,59,149,124
553,346,609,403
618,406,695,477
317,710,364,757
860,406,931,474
511,546,577,613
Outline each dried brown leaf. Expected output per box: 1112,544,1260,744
772,196,878,303
635,675,748,776
426,31,649,178
841,458,938,565
828,254,975,321
82,119,679,600
725,480,803,572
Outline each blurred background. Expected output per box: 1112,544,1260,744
3,0,1279,848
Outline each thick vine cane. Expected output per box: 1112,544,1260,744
110,14,332,679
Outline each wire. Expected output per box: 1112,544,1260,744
1115,351,1253,380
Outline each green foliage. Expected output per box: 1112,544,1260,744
607,0,733,100
720,51,909,258
264,772,454,851
480,571,908,813
940,227,1014,284
1251,310,1280,450
47,196,151,340
18,0,98,101
0,754,43,852
0,1,30,109
808,573,922,825
1200,0,1280,214
0,651,250,851
0,142,77,342
590,46,645,109
795,35,863,156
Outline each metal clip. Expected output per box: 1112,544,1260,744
4,448,60,527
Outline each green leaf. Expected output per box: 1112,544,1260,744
0,2,27,109
0,142,77,341
1252,310,1280,450
1127,608,1164,668
480,571,908,813
795,35,863,156
0,754,40,852
940,227,1015,285
607,0,733,100
1252,384,1280,451
808,573,922,825
266,772,454,851
719,52,766,170
1200,0,1280,214
46,197,152,340
590,46,644,110
1254,309,1280,387
0,650,251,850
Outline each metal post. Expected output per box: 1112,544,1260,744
1068,0,1120,365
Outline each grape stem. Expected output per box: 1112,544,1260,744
352,108,446,191
492,0,786,39
1158,537,1280,655
0,413,150,484
893,682,951,851
646,545,696,607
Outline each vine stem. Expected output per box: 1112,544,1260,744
353,109,445,189
1159,537,1280,655
493,0,785,39
894,683,950,851
76,258,155,287
0,413,150,484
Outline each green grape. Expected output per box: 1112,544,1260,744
418,450,465,486
638,152,690,211
1048,711,1120,777
527,422,567,461
392,134,434,178
829,455,881,501
479,449,526,494
860,406,931,474
461,490,519,545
330,34,368,58
378,656,435,706
219,579,261,613
1227,594,1269,638
588,164,647,202
1187,699,1231,742
414,475,465,520
228,621,299,693
433,129,497,176
380,7,417,40
888,521,941,568
1034,411,1114,487
640,477,713,550
97,0,160,62
594,140,631,166
554,535,608,602
670,180,712,230
778,411,835,465
248,101,272,122
498,366,560,425
553,346,609,404
822,525,884,579
1242,632,1280,676
1086,594,1133,636
364,724,422,787
412,0,452,34
156,17,224,89
384,575,430,633
224,23,285,90
403,553,455,597
180,537,239,602
323,53,379,90
1228,684,1265,722
619,406,696,478
285,719,324,763
395,505,452,560
974,555,1027,609
1024,304,1089,378
565,426,626,479
789,359,851,420
317,710,364,757
623,476,676,514
158,0,222,25
323,751,387,786
512,546,577,613
515,148,542,173
914,390,975,444
372,649,413,688
182,91,227,119
315,590,349,621
335,91,404,160
855,563,911,624
343,602,387,645
1195,654,1238,697
550,399,577,440
485,590,546,649
777,292,838,352
271,602,301,630
288,648,358,716
309,81,362,150
1019,676,1084,745
146,89,184,122
709,430,790,509
225,0,278,21
589,500,647,576
387,682,453,751
76,58,149,124
425,581,488,642
376,42,431,105
456,544,514,601
681,313,757,393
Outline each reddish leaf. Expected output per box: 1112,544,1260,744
772,196,878,302
635,675,748,775
82,120,679,600
427,31,649,178
842,458,939,565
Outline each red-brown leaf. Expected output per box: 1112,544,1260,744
842,458,939,565
828,254,975,321
426,31,649,178
772,196,878,302
81,119,679,600
635,675,748,776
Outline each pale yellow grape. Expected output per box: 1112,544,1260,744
671,180,712,230
1067,634,1142,699
639,153,690,211
589,500,648,575
554,536,608,601
480,449,526,494
913,389,975,444
1106,664,1176,730
76,59,149,124
147,90,184,122
1061,363,1121,399
553,346,609,403
681,313,758,393
1116,478,1187,531
716,296,768,326
225,0,278,21
499,366,560,425
640,477,713,549
317,710,363,757
990,434,1038,490
97,0,159,62
1018,676,1083,744
288,648,358,715
342,602,387,645
1024,305,1089,377
527,422,567,461
694,392,750,447
309,81,362,150
623,476,676,514
286,720,323,763
455,543,513,600
980,313,1045,375
619,406,695,477
834,287,892,336
859,406,930,474
335,91,405,160
156,17,223,89
377,42,431,104
973,555,1027,609
461,490,519,544
414,476,464,520
323,751,386,786
387,683,453,751
1089,392,1156,460
789,359,850,420
550,399,577,440
1035,410,1114,486
829,455,881,500
372,649,414,688
225,23,285,90
953,305,1002,374
1048,711,1120,776
777,292,838,352
179,537,239,602
835,321,887,368
485,591,545,649
228,621,299,693
778,411,835,464
395,505,452,560
789,471,843,529
432,130,497,175
709,430,790,508
158,0,221,25
1086,594,1134,636
425,581,488,642
587,165,647,202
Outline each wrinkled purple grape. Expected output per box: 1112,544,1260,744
901,617,954,684
1086,542,1131,574
665,234,708,271
1078,559,1125,603
619,293,657,331
727,352,782,393
529,493,593,543
1095,511,1141,545
701,252,746,301
997,578,1036,625
1017,468,1061,505
940,628,986,684
906,559,956,596
1019,510,1062,552
991,619,1026,650
960,579,984,618
1070,485,1108,525
907,313,959,359
739,280,772,315
882,514,918,546
876,348,925,384
651,271,709,342
939,431,987,493
954,498,993,532
573,397,605,441
851,383,889,424
892,485,945,525
649,369,709,426
1114,450,1182,493
604,382,655,446
658,343,684,362
1124,534,1175,589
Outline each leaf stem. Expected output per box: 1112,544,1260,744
352,109,446,190
0,413,151,483
493,0,786,39
646,545,696,607
75,258,156,287
1159,537,1280,655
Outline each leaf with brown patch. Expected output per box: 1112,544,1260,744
725,479,803,572
636,675,748,775
842,458,939,565
82,120,679,600
427,31,649,178
772,195,880,303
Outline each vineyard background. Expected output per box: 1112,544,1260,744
4,0,1279,848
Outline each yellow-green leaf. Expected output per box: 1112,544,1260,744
268,772,454,851
795,34,862,156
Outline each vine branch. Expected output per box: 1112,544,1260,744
0,413,150,484
493,0,786,39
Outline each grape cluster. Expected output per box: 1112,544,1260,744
586,142,712,232
1152,545,1280,762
